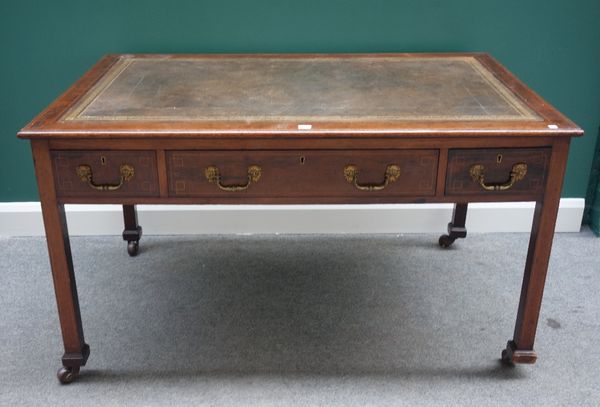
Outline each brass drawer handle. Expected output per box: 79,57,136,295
343,164,401,191
205,165,262,191
469,163,527,191
76,164,134,191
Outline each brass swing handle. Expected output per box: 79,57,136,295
469,163,528,191
343,164,401,191
205,165,262,191
76,164,134,191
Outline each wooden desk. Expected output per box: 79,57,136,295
18,54,583,384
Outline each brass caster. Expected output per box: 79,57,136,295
438,234,456,248
501,348,513,365
57,366,79,384
127,241,139,256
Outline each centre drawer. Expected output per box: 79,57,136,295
167,150,438,198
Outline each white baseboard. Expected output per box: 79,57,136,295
0,199,584,236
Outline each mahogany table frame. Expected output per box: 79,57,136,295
18,53,583,384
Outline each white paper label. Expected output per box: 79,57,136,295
298,124,312,130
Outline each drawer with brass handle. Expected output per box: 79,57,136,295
51,150,159,198
166,150,438,198
445,148,551,196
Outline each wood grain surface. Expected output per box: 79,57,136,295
166,149,438,198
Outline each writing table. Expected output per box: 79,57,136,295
18,53,583,384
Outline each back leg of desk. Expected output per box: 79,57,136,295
122,204,142,256
439,203,468,248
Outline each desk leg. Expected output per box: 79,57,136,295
32,141,89,384
439,203,468,248
122,204,142,256
502,140,569,364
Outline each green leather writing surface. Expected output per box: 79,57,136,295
66,56,538,122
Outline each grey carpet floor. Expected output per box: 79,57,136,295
1,230,599,406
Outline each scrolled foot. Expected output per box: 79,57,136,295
438,234,456,248
501,340,537,365
127,240,139,257
57,366,80,384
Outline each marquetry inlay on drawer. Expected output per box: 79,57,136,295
51,150,159,197
445,148,551,196
167,150,439,198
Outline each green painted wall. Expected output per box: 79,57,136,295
586,127,600,234
1,0,599,202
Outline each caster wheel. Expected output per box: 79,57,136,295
438,234,456,248
501,349,513,365
57,366,79,384
127,241,139,256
